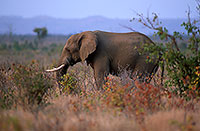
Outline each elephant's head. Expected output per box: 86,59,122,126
46,31,98,83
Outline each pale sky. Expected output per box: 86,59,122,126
0,0,198,19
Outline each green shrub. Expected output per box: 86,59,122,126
0,71,15,109
0,43,7,50
13,41,21,51
11,61,54,107
60,73,79,95
133,7,200,99
0,60,56,110
1,60,54,111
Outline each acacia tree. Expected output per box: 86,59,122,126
33,27,48,40
132,1,200,99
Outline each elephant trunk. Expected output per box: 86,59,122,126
46,57,72,84
56,63,69,84
56,57,72,84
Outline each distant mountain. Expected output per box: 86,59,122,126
0,15,186,35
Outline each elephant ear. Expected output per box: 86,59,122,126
79,31,98,61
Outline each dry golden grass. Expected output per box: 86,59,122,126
144,110,200,131
1,94,200,131
0,43,200,131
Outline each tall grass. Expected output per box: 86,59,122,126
0,36,200,131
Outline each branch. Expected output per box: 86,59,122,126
187,6,199,54
119,24,136,32
133,12,180,51
166,34,180,52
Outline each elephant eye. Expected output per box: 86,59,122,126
65,47,71,53
73,48,79,52
68,45,78,53
70,48,79,54
64,48,70,53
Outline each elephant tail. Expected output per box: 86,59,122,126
161,62,165,86
153,64,159,74
158,51,164,86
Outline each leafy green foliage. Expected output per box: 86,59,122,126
133,9,200,99
60,73,79,95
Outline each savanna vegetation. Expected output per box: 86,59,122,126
0,3,200,131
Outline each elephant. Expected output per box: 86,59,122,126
46,30,159,89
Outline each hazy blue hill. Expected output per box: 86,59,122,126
0,15,187,35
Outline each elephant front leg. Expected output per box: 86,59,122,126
94,72,107,90
93,61,110,90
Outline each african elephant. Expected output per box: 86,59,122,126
46,31,159,89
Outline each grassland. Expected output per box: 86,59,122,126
0,35,199,131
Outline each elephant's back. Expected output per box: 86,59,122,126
95,31,153,53
94,30,156,74
95,31,153,47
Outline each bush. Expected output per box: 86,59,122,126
60,73,79,95
0,71,15,109
132,6,200,99
0,60,54,110
0,43,7,50
12,60,54,108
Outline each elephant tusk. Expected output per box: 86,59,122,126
46,64,65,72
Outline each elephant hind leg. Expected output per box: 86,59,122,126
134,62,159,83
145,64,159,83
